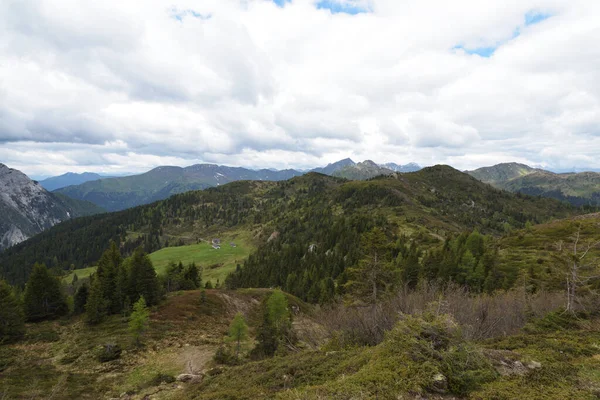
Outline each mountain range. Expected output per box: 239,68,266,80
0,164,104,251
467,162,600,207
38,172,114,191
53,160,421,212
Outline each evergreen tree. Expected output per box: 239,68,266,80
129,296,150,346
0,280,25,343
252,290,293,358
344,228,398,302
23,263,68,321
400,243,421,289
267,289,290,333
86,278,107,324
227,313,249,360
127,248,160,306
96,241,124,314
73,283,89,315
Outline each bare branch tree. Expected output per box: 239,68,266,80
553,225,600,314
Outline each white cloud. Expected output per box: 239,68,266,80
0,0,599,176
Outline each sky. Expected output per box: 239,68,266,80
1,0,599,178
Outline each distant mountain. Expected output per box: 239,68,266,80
466,163,542,186
39,172,111,191
332,160,394,180
382,162,422,173
55,164,304,212
467,163,600,207
54,159,424,212
310,158,356,175
0,164,104,251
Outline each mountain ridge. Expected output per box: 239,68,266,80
467,163,600,206
0,164,104,251
54,160,422,211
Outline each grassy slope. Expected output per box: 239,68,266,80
0,289,293,400
62,237,254,286
5,288,600,400
496,213,600,288
504,171,600,197
149,236,253,285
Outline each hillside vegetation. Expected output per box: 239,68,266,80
0,166,575,285
3,168,600,400
468,163,600,207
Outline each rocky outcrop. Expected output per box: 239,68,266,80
0,164,101,250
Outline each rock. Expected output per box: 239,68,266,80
431,373,448,393
267,231,280,242
177,374,203,384
527,361,542,369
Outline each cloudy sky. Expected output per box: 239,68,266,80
1,0,599,178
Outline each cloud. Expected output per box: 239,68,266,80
0,0,599,177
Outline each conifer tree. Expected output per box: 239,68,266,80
227,313,249,360
73,283,89,315
400,243,421,289
0,280,25,343
252,290,293,358
344,228,398,302
86,277,107,324
23,263,68,321
128,248,160,306
129,296,150,346
96,241,124,314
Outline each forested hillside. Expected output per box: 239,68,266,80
468,163,600,207
0,166,575,286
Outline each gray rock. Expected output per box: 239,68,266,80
177,374,203,384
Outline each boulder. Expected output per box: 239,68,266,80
177,374,203,384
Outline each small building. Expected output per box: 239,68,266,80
212,238,221,250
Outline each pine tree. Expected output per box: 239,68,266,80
96,241,124,314
71,272,79,287
400,243,421,289
73,283,89,315
0,280,25,343
86,277,107,324
252,290,293,358
23,263,68,321
344,228,398,302
129,296,150,346
128,248,160,306
227,313,249,360
267,289,290,333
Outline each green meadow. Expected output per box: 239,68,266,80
63,238,253,286
149,238,253,285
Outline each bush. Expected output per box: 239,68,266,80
97,343,122,362
213,345,238,365
147,373,176,387
523,310,586,334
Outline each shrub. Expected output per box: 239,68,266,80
97,343,122,362
147,373,176,387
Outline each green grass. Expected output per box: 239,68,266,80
62,237,254,286
149,238,253,285
62,266,98,284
